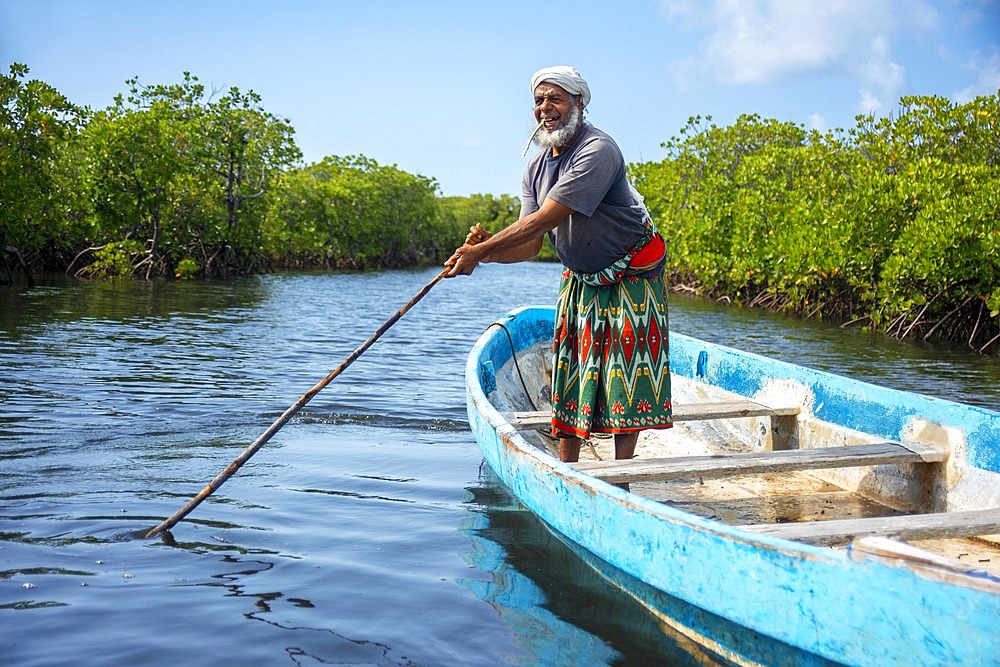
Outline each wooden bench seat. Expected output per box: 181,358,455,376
742,508,1000,546
571,441,948,484
510,399,801,429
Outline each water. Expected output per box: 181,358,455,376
2,263,997,666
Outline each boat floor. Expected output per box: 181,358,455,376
521,423,1000,578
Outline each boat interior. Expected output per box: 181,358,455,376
491,341,1000,582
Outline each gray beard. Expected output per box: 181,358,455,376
534,105,582,149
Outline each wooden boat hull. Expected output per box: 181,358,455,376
465,306,1000,666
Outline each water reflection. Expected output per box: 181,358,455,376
0,275,270,336
458,486,624,665
460,467,845,666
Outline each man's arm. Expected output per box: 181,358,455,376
470,229,543,264
445,197,572,276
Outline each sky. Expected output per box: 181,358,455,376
2,0,998,197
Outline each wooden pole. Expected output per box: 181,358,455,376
145,268,450,538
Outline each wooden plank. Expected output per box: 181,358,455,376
510,399,800,428
672,400,801,420
849,537,1000,592
743,508,1000,546
895,439,951,462
571,442,949,483
851,536,982,571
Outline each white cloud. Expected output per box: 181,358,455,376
808,113,828,132
954,48,1000,103
659,0,700,21
662,0,938,113
663,0,893,83
857,35,906,114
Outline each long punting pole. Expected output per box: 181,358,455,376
145,268,449,538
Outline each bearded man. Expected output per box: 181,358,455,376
445,66,672,466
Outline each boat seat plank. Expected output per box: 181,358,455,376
510,400,800,429
742,508,1000,546
571,442,949,483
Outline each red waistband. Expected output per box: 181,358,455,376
629,232,665,271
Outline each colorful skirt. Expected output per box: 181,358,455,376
551,269,673,439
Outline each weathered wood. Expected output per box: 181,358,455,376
511,399,801,429
851,536,978,570
571,441,949,483
767,413,799,451
678,400,801,420
852,536,1000,594
743,508,1000,546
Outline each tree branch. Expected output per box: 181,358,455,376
1,243,35,287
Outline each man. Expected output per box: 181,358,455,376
446,66,672,466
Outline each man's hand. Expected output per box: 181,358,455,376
444,225,493,277
444,242,483,277
445,197,569,277
465,224,493,245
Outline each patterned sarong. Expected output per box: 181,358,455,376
551,269,673,438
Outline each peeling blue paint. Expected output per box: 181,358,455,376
479,359,496,395
696,349,708,378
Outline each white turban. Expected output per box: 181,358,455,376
530,66,591,108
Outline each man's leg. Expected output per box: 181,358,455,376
559,436,582,462
614,431,639,460
611,431,639,492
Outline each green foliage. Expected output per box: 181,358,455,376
7,67,992,350
437,193,519,234
0,63,83,277
266,156,443,269
175,258,199,279
71,73,302,278
79,89,190,277
79,240,146,278
988,288,1000,318
1,68,540,284
632,93,1000,351
193,85,302,274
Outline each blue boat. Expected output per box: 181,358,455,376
466,306,1000,666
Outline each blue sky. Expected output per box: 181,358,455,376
2,0,998,197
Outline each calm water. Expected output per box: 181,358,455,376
2,263,997,666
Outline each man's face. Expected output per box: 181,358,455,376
533,82,580,133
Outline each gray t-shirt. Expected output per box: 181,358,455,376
520,122,648,273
